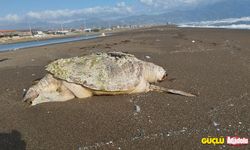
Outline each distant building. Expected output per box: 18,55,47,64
33,31,47,37
56,30,69,35
84,28,92,32
17,30,32,37
105,28,112,31
0,30,18,38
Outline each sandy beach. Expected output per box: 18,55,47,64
0,26,249,149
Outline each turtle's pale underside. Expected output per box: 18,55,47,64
23,52,195,106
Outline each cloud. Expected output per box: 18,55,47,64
139,0,154,6
0,2,133,24
0,14,21,22
26,2,132,20
27,10,72,20
139,0,225,9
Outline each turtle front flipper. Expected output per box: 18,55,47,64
62,81,93,98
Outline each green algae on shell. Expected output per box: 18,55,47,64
46,52,144,91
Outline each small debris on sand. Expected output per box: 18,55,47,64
0,58,9,62
22,88,27,97
213,121,220,127
134,105,141,113
12,48,19,51
145,55,151,59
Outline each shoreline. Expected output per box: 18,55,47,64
0,28,131,45
0,32,95,45
0,25,247,53
0,32,116,52
0,28,138,52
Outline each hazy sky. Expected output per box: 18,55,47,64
0,0,227,24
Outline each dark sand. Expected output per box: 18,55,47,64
0,26,249,150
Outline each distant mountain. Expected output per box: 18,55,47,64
66,0,250,27
115,0,250,24
1,0,250,30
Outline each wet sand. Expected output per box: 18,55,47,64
0,26,249,150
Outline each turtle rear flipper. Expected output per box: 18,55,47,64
149,85,196,97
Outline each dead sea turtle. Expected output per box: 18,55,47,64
23,52,195,106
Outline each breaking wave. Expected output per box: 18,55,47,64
178,16,250,30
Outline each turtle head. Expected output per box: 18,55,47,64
23,87,39,106
23,85,65,106
143,62,167,83
23,74,64,106
22,84,53,106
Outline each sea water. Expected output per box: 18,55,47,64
0,34,104,52
178,16,250,30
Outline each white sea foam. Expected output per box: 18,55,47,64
179,24,250,30
192,16,250,25
179,16,250,30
